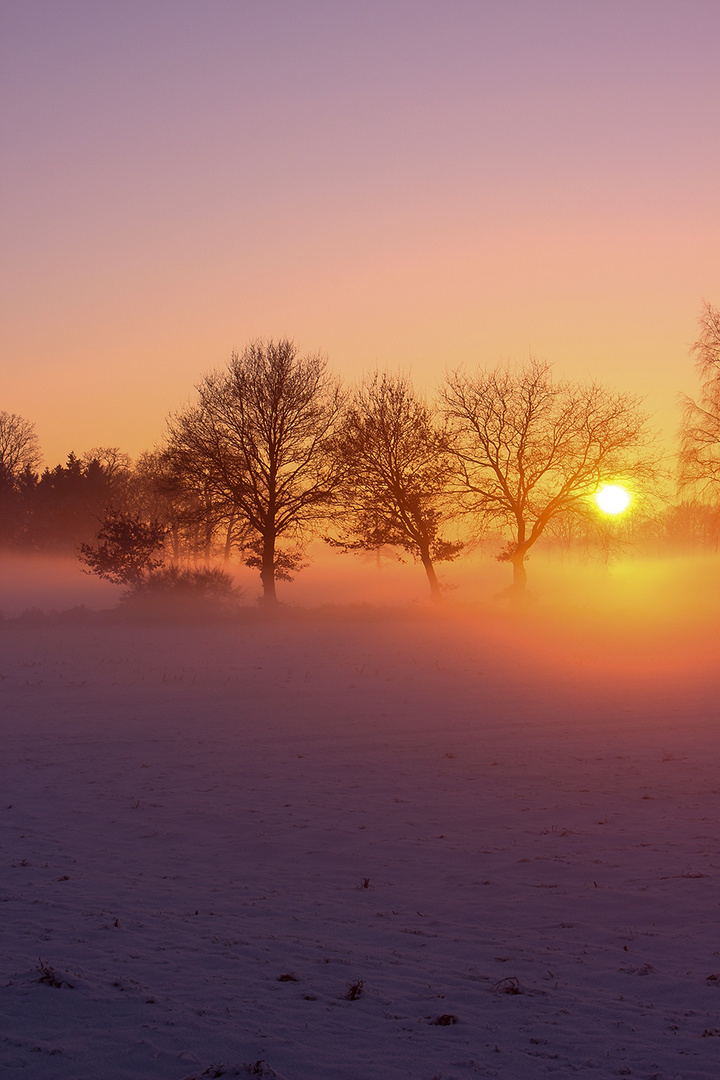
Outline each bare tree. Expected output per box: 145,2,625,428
329,372,462,600
679,300,720,496
81,446,133,481
145,447,244,564
164,339,343,604
441,358,655,593
0,411,42,479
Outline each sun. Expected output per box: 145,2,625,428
594,483,631,515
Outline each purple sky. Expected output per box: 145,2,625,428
2,0,719,465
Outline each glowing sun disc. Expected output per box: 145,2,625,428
594,484,631,515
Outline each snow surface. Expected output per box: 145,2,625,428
1,600,720,1079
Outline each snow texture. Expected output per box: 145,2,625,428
1,606,719,1079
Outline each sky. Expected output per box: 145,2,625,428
2,0,719,468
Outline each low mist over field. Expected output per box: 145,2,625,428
2,559,720,1078
3,543,720,647
4,546,720,692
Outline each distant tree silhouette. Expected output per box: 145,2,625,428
329,372,462,600
124,451,187,561
441,358,656,593
0,413,42,545
0,442,137,552
28,452,130,550
150,447,248,565
639,498,720,552
679,301,720,497
78,511,166,586
164,340,343,604
81,447,133,487
0,411,42,479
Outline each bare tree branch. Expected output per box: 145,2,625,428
0,412,42,479
164,340,343,603
441,358,656,592
679,300,720,497
328,372,462,600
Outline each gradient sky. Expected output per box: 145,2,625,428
2,0,719,467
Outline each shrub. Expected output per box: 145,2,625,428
120,564,241,617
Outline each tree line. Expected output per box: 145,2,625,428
2,301,719,604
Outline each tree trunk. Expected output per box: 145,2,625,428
260,531,278,605
420,547,442,602
511,552,528,593
222,514,235,566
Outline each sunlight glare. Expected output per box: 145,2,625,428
594,483,631,515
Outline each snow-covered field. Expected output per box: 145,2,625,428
2,574,720,1078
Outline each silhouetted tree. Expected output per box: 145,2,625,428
152,447,248,565
639,499,720,553
78,511,166,586
329,372,462,600
164,339,343,603
28,452,130,550
0,411,42,478
679,300,720,496
441,358,655,593
0,413,42,545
